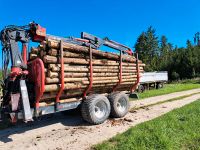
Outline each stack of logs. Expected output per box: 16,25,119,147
29,37,145,102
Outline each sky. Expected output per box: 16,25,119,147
0,0,200,67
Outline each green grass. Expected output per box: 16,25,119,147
130,92,200,112
135,83,200,99
94,100,200,150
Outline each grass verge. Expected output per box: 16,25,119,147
135,83,200,99
130,92,200,112
94,100,200,150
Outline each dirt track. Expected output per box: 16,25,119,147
0,89,200,150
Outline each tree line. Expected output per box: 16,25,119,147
134,27,200,80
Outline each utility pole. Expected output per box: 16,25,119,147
194,32,200,46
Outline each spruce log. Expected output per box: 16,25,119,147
47,71,138,78
50,67,139,73
43,55,144,66
29,53,38,60
48,49,85,58
49,67,143,73
48,64,144,72
48,64,143,70
41,90,84,100
41,85,132,101
45,75,137,84
44,81,136,92
30,47,39,54
47,39,137,63
39,50,46,57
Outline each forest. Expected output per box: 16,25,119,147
135,27,200,80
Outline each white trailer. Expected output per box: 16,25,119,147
138,71,168,92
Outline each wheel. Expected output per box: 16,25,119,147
156,83,163,89
108,92,130,118
81,94,111,125
137,85,145,93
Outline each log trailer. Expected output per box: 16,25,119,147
0,22,143,124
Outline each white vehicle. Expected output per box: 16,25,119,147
138,71,168,92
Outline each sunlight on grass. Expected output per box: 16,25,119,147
135,83,200,99
94,100,200,150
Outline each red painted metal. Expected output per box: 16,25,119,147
83,46,93,97
10,67,28,81
22,43,27,64
113,50,123,91
9,113,18,123
126,48,133,56
27,58,45,108
130,53,140,92
10,67,22,76
30,23,46,42
56,40,64,104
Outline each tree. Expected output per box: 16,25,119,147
135,26,159,71
135,26,200,81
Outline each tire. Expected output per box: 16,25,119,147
81,94,111,125
108,92,130,118
138,85,145,93
156,83,163,89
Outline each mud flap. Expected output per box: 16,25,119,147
20,80,33,122
129,93,139,99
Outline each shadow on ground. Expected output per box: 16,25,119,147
0,109,89,143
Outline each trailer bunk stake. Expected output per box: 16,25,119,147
55,40,64,110
83,46,93,97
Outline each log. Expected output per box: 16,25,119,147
82,78,136,84
44,55,145,67
45,75,137,84
51,67,138,73
44,81,137,92
41,84,133,100
30,47,39,54
43,55,141,66
47,39,137,63
48,64,144,72
39,50,46,57
49,67,143,73
47,71,138,78
41,90,84,100
48,64,142,70
48,63,138,71
29,53,38,60
48,49,86,58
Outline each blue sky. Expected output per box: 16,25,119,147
0,0,199,67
